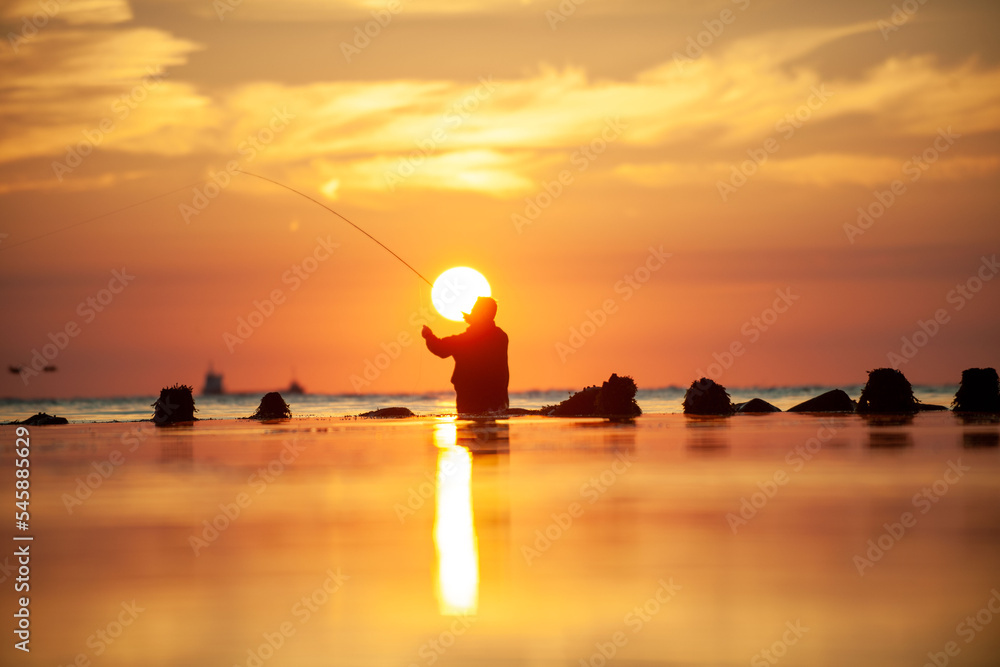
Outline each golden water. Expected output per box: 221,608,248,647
3,412,999,666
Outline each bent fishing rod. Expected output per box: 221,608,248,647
2,170,434,291
235,170,433,288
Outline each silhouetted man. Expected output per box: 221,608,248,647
422,296,509,416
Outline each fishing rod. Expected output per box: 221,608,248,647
0,181,205,253
235,170,432,288
4,172,434,292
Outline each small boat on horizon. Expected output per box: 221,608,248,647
202,365,224,395
200,363,305,396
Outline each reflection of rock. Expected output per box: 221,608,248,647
787,389,855,413
247,392,292,420
857,368,919,414
863,414,914,448
952,367,1000,413
544,374,642,418
358,407,415,418
8,412,69,425
683,378,733,415
957,413,1000,427
864,414,914,428
734,398,781,413
685,416,730,451
152,384,197,425
957,412,999,448
868,431,914,448
963,431,1000,448
160,437,194,463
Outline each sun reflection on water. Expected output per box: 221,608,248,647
432,420,480,616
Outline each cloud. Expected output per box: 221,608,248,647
3,16,999,198
2,0,132,25
246,33,1000,195
306,149,538,197
0,26,213,175
615,154,1000,189
183,0,547,22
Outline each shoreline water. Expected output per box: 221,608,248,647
4,411,998,666
0,384,962,423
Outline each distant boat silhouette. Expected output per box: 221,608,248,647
285,366,305,395
7,364,56,373
202,365,224,395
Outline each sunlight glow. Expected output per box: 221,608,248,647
431,267,491,321
433,421,479,616
320,178,340,199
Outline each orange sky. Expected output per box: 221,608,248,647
1,0,998,398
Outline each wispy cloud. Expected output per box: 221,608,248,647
1,0,132,25
3,17,999,197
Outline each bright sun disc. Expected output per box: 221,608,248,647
432,267,492,321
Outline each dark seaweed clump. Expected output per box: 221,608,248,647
6,412,69,426
952,367,1000,413
683,378,733,415
248,392,292,420
358,407,415,418
596,373,642,417
544,373,641,418
856,368,919,414
152,383,197,425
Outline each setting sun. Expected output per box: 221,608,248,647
431,267,492,322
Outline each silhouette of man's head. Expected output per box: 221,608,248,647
463,296,498,325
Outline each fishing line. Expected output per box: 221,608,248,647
4,173,435,294
0,180,206,253
236,170,433,288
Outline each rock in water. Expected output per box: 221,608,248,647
734,398,781,413
248,392,292,420
857,368,918,414
505,407,543,416
152,384,197,425
683,378,733,415
10,412,69,425
787,389,856,413
359,407,415,418
544,373,642,418
953,367,1000,413
595,374,642,417
545,386,601,416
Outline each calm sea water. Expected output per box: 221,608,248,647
0,385,960,422
6,412,999,666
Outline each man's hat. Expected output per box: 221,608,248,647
463,296,497,323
